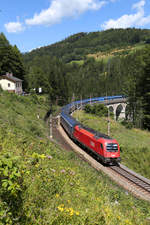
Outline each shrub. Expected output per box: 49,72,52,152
84,104,92,113
0,154,25,224
84,103,113,118
0,85,3,93
121,120,133,129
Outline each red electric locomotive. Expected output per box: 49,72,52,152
73,124,121,164
61,96,122,165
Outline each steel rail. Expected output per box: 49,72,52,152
109,165,150,198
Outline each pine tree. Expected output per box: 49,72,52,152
139,46,150,129
0,33,25,81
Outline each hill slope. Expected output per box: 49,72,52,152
23,28,150,63
0,91,150,224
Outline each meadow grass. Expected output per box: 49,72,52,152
0,92,150,224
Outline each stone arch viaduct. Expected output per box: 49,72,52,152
104,97,127,120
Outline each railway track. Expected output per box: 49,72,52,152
51,116,150,202
108,164,150,201
111,165,150,193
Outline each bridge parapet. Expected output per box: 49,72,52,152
104,97,127,105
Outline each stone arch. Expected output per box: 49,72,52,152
115,103,127,120
109,106,114,113
116,104,123,120
106,102,127,120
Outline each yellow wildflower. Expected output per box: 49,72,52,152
35,163,39,168
40,154,46,159
56,194,59,198
117,215,121,220
75,211,80,216
125,219,132,225
57,205,64,212
69,208,74,216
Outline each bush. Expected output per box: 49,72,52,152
121,120,133,129
84,103,113,118
0,85,3,93
0,154,25,224
84,104,92,113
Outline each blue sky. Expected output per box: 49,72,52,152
1,0,150,53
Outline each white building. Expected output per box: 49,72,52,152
0,72,23,94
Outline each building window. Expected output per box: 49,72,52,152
8,83,10,87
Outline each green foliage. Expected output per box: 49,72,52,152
0,92,50,224
121,120,133,129
0,85,3,93
137,46,150,129
122,45,150,130
84,103,113,118
0,33,25,82
24,56,70,105
0,155,22,195
0,154,24,224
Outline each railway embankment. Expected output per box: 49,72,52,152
56,125,150,202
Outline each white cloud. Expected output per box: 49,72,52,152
5,21,25,33
101,0,150,30
132,0,145,11
25,0,106,26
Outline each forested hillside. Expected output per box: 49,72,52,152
1,29,150,130
22,28,150,130
23,28,150,63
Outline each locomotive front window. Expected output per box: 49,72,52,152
100,143,103,150
106,143,118,152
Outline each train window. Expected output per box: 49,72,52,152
106,143,118,152
100,143,103,150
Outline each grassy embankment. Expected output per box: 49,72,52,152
73,110,150,179
0,91,150,224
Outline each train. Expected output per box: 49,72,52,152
60,96,122,164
